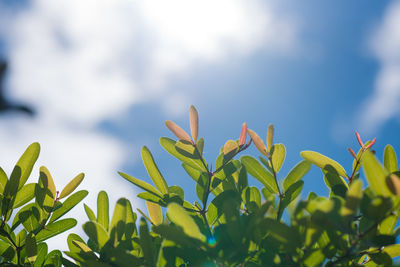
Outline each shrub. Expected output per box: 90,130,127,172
2,106,400,266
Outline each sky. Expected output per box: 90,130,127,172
0,0,400,251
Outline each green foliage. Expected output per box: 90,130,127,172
4,106,400,266
0,143,86,265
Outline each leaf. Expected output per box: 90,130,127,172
242,186,261,213
110,198,129,232
341,179,363,217
97,191,109,231
189,105,199,143
13,183,36,209
17,203,40,232
384,145,398,173
197,138,204,156
247,129,268,157
9,142,40,193
43,250,62,267
283,160,312,191
59,173,84,200
146,201,163,225
240,156,278,194
49,190,88,223
160,137,207,172
137,192,163,205
300,151,347,178
323,166,348,198
25,233,37,263
166,203,206,242
165,120,192,143
34,243,48,267
39,166,56,199
0,167,8,194
383,244,400,258
139,218,155,266
83,221,110,248
362,151,391,196
119,172,163,198
386,174,400,195
36,218,77,242
262,218,301,252
266,124,274,152
141,146,168,195
279,180,304,220
270,143,286,173
84,204,96,221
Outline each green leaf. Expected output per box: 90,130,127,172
270,143,286,173
7,142,40,195
139,218,155,267
39,166,56,199
97,191,109,231
341,179,363,217
266,124,274,152
166,203,206,242
25,233,37,263
110,198,129,232
300,151,347,178
0,167,8,194
363,151,391,196
43,250,62,267
119,172,162,198
36,218,77,242
283,160,311,191
49,190,88,223
384,145,398,173
383,244,400,258
242,186,261,213
33,243,48,267
323,166,348,197
13,183,36,209
16,203,40,232
261,218,301,252
83,221,110,249
241,156,278,194
137,192,163,205
59,173,84,200
84,204,96,221
141,146,169,195
160,137,207,172
197,138,204,156
278,180,304,220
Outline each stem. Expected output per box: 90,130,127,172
267,156,282,198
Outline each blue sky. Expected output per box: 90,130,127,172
0,0,400,249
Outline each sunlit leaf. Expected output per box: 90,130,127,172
36,218,77,242
84,204,96,221
386,174,400,195
270,143,286,173
384,145,398,173
0,168,7,195
119,172,163,198
223,140,239,163
363,151,391,196
165,120,192,143
189,105,199,143
49,190,88,223
247,129,268,157
59,173,84,200
13,183,36,209
300,151,347,178
43,250,62,267
34,243,47,267
146,201,163,225
141,146,168,195
283,160,311,191
83,221,110,248
341,179,363,217
39,166,56,199
266,124,274,152
166,202,206,242
97,191,109,231
241,156,278,194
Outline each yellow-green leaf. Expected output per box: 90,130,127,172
241,156,278,194
300,151,347,178
384,145,398,173
39,166,56,199
363,151,391,196
141,146,168,195
166,203,206,242
341,179,363,217
146,201,163,225
283,160,311,191
59,173,84,200
97,191,109,231
13,183,36,209
386,174,400,195
119,172,163,198
270,143,286,173
12,142,40,191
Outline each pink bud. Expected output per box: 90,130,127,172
348,148,357,159
239,123,247,146
355,132,364,147
365,138,377,150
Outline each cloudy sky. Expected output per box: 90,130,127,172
0,0,399,250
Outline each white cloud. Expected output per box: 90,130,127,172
0,0,298,251
357,1,400,134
